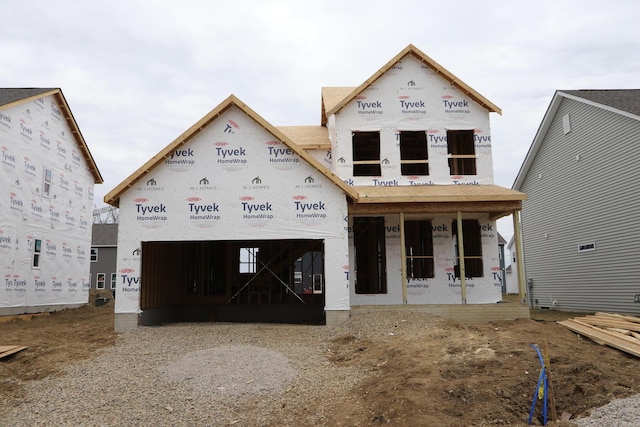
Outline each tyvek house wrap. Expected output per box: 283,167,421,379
114,105,350,315
332,54,502,304
0,95,94,310
329,54,494,186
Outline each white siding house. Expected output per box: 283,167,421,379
0,88,102,315
105,45,527,332
513,90,640,314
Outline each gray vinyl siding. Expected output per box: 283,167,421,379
520,97,640,315
90,246,118,290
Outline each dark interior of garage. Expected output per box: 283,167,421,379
138,239,326,325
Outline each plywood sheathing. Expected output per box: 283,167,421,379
558,312,640,358
277,126,331,150
321,87,356,125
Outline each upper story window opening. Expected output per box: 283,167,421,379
43,167,53,197
399,131,428,176
447,130,476,175
352,131,381,176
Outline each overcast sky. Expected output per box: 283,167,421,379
2,0,639,241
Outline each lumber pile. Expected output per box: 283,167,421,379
558,312,640,357
0,345,28,360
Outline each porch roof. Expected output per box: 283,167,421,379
353,184,526,203
349,184,527,220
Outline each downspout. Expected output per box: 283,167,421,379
456,211,467,304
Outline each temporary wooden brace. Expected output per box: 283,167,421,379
456,211,467,304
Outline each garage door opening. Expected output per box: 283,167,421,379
138,239,325,325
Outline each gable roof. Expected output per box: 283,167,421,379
562,89,640,117
321,87,356,125
323,44,501,125
104,95,358,207
0,88,103,184
513,89,640,190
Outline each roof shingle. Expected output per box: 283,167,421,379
561,89,640,117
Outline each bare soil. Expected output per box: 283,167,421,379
2,292,640,426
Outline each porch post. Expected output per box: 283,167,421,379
399,212,408,304
512,210,527,305
456,211,467,304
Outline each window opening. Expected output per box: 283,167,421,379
447,130,476,175
404,220,434,278
400,131,428,175
239,247,259,274
33,238,42,268
96,273,106,289
353,217,387,294
110,273,117,289
91,248,98,262
352,131,381,176
452,219,483,277
43,168,53,197
312,274,323,294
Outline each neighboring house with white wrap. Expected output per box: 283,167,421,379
0,88,102,315
105,45,527,332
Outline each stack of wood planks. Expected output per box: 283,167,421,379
558,312,640,357
0,345,27,360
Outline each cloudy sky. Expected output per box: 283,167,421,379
2,0,639,240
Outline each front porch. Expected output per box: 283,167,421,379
349,300,530,323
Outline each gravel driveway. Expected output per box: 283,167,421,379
4,314,638,426
4,322,362,426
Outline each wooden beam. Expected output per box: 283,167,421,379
0,345,27,359
558,319,640,357
400,212,408,304
457,211,467,304
348,201,522,215
512,210,527,304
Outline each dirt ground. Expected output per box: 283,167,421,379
1,293,640,426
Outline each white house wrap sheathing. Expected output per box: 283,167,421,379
114,106,350,315
0,95,95,313
331,55,501,304
347,215,502,305
329,55,494,186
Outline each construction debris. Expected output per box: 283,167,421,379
0,345,28,360
558,312,640,357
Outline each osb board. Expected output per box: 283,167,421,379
277,126,331,149
0,345,28,359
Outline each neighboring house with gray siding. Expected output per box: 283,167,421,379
90,223,118,295
504,235,520,295
513,89,640,314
